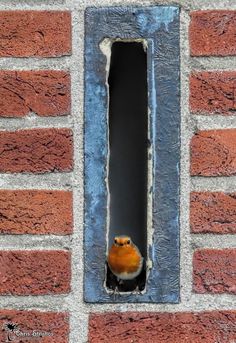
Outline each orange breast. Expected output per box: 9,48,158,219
108,244,141,275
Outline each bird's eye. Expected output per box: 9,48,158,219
127,240,130,244
114,238,118,244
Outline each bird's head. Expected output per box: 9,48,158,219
113,235,132,247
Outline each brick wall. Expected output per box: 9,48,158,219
0,7,73,343
189,9,236,306
0,2,235,343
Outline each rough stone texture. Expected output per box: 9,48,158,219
191,129,236,176
0,11,71,57
191,192,236,234
84,5,180,304
0,128,73,173
0,310,69,343
0,250,71,295
190,11,236,56
193,249,236,294
0,71,71,117
89,311,236,343
190,72,236,115
0,190,73,235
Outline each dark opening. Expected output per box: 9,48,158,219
106,41,148,292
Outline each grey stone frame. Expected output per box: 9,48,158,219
84,6,180,303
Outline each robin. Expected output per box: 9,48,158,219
107,235,144,292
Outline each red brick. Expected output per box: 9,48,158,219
0,128,73,173
0,71,71,117
191,192,236,234
193,249,236,294
89,311,236,343
0,250,71,295
0,310,69,343
190,11,236,56
0,190,73,235
190,72,236,115
191,129,236,176
0,11,71,57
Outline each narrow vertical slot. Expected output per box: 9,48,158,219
106,41,148,292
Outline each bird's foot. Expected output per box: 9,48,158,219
111,286,121,299
131,286,142,295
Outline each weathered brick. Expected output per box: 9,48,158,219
0,310,69,343
0,11,71,57
0,250,71,295
89,311,236,343
190,11,236,56
191,129,236,176
0,190,73,235
0,128,73,173
190,72,236,115
191,192,236,234
0,71,71,117
193,249,236,294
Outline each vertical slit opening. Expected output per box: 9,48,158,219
106,41,148,292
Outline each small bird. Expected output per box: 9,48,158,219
107,235,144,292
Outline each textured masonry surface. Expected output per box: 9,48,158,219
0,250,71,295
0,128,73,173
193,249,236,294
0,71,71,117
191,192,236,234
89,311,236,343
0,11,71,57
190,71,236,115
190,11,236,56
0,190,73,234
191,129,236,176
0,310,69,343
84,5,180,304
0,2,236,343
